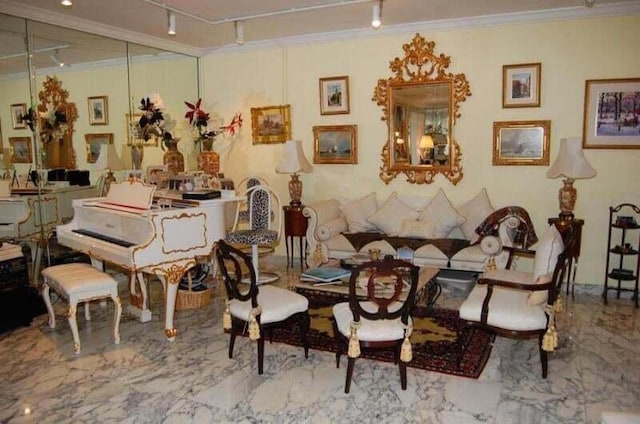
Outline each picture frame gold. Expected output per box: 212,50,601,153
88,95,108,125
313,124,357,164
492,120,550,166
251,104,291,144
9,136,32,163
10,103,27,129
85,132,114,163
319,75,350,115
583,78,640,149
126,113,158,147
502,63,541,108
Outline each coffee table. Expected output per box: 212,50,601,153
292,263,440,307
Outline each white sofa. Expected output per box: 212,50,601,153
303,188,533,272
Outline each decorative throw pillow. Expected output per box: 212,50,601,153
339,193,378,233
418,188,466,238
457,188,495,244
367,192,419,236
528,224,564,305
398,219,436,239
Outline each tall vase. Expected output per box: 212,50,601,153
197,139,219,176
131,145,144,170
163,140,184,175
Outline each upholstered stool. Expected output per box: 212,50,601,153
41,263,122,354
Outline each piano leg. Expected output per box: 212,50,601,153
127,271,152,323
158,275,179,341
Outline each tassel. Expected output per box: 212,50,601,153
248,306,262,340
542,305,558,352
347,321,361,358
222,299,231,330
400,325,413,362
554,297,563,313
485,256,497,272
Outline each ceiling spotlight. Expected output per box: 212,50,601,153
371,1,382,29
61,0,72,6
167,11,176,36
50,49,65,67
235,20,244,45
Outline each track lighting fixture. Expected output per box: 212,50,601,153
61,0,72,6
50,49,65,67
235,20,244,45
371,1,382,29
167,11,176,36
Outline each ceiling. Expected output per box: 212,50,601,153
0,0,638,75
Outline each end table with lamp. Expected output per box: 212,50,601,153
283,205,309,270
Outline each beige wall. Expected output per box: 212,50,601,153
201,15,640,286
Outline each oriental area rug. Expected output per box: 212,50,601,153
251,288,496,379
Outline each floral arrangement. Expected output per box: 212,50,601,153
38,103,68,144
138,93,165,142
185,98,243,150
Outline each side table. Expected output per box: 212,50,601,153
548,217,584,297
283,205,308,271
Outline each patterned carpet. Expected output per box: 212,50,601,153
254,288,496,379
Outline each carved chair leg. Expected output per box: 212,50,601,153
456,324,473,367
539,333,548,379
298,312,310,359
345,357,356,394
228,319,239,359
257,333,265,375
332,319,341,368
399,360,408,390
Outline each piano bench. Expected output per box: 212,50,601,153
41,263,122,354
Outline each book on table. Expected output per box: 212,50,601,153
300,267,351,284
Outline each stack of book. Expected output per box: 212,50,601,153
300,267,351,286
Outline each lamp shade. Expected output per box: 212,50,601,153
419,135,434,149
546,137,596,180
95,143,125,171
276,139,313,174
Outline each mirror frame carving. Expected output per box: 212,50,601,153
373,33,471,185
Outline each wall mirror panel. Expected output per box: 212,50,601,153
373,33,471,185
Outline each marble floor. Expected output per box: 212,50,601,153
1,257,639,424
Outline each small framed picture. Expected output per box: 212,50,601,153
9,136,32,163
10,103,27,129
127,113,158,147
85,133,114,163
502,63,541,108
250,104,291,144
313,124,357,164
492,120,550,166
146,165,167,186
319,76,350,115
583,78,640,149
88,96,108,125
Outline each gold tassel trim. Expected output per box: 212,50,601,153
248,306,262,340
347,321,361,358
542,304,558,352
223,299,231,330
400,324,413,363
554,297,563,313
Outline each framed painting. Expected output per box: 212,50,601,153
251,104,291,144
10,103,27,129
313,124,357,164
126,113,158,146
492,120,550,166
85,132,113,163
9,136,32,163
319,75,350,115
502,63,541,108
583,78,640,149
88,96,108,125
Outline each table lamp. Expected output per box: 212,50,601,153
276,139,313,207
419,134,434,164
95,143,125,196
546,137,596,220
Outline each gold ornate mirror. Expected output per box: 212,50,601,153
373,33,471,185
38,76,78,169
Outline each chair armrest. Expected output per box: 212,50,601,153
477,276,553,292
303,199,342,266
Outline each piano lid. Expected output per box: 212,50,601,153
102,180,156,210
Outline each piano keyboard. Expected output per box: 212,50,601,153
71,229,135,248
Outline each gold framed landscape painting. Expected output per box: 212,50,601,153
313,124,357,164
85,132,113,163
492,120,550,166
319,76,350,115
583,78,640,149
251,104,291,144
9,136,32,163
502,63,541,108
10,103,27,129
88,95,108,125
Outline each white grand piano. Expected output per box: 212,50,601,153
0,181,97,282
56,180,239,341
